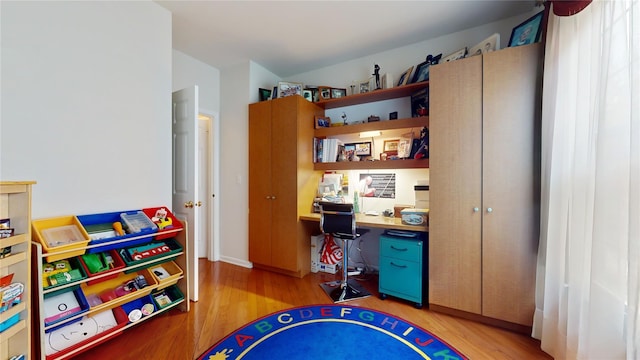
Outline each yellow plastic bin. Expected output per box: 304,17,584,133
149,261,183,290
33,216,91,262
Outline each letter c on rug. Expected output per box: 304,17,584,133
277,313,293,324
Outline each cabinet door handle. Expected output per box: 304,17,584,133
487,207,493,213
390,262,408,268
390,245,408,251
271,195,276,200
265,196,271,200
473,207,479,212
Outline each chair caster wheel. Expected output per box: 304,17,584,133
380,293,387,300
414,302,423,309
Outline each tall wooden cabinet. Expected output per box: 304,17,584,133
0,181,34,360
248,95,324,277
428,44,542,331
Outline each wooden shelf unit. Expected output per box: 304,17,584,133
315,81,429,109
313,117,429,137
0,180,35,360
312,83,430,171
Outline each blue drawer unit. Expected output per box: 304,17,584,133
379,230,427,308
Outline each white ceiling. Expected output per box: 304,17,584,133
155,1,536,77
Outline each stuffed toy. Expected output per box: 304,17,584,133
413,126,429,159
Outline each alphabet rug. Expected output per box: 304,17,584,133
198,304,467,360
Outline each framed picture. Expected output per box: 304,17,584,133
314,116,331,129
410,54,441,83
468,33,500,57
441,47,467,63
411,61,431,84
318,86,332,101
278,81,303,98
383,139,400,155
346,142,372,157
302,89,313,102
397,136,414,159
359,78,371,94
331,88,347,98
508,11,543,47
397,66,413,86
381,73,394,89
258,88,272,102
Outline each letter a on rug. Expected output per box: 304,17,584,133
198,304,468,359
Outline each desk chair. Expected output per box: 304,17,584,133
318,202,371,302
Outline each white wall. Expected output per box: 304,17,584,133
218,61,252,267
172,49,220,113
0,1,172,218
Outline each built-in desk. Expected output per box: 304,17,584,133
300,213,428,232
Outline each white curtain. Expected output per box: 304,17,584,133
534,0,640,359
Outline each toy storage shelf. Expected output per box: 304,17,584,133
0,180,35,360
31,218,189,360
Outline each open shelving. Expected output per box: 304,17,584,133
313,83,430,171
0,181,35,360
31,217,189,360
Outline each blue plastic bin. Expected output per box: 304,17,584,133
78,210,157,253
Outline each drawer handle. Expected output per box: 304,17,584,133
390,245,408,251
390,262,408,268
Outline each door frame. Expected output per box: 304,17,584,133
199,109,220,262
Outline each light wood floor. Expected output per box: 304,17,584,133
75,260,552,359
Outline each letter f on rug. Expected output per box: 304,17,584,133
198,305,468,360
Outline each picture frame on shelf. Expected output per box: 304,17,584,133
411,61,431,84
359,78,372,94
331,88,347,98
381,73,394,89
410,54,441,84
508,11,543,47
346,141,372,157
397,66,413,86
259,88,272,102
278,81,303,98
383,139,400,155
314,116,331,129
441,47,467,63
468,33,500,57
302,90,313,102
397,134,414,159
318,86,332,101
270,86,278,100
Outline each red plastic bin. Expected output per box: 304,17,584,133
45,306,128,360
142,207,183,240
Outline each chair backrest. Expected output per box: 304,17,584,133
319,202,356,236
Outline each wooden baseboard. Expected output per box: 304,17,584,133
429,304,533,335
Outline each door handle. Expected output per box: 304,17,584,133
184,201,194,208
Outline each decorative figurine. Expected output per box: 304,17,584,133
373,64,381,90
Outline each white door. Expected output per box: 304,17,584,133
172,86,199,302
